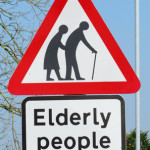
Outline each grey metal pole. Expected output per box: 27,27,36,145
135,0,140,149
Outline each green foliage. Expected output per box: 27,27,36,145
126,129,150,150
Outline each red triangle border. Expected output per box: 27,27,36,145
8,0,141,95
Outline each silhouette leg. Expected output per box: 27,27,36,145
46,69,54,81
73,59,85,80
65,62,74,80
55,69,64,80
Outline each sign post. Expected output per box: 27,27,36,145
135,0,140,149
22,95,126,150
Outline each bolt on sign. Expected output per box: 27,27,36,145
8,0,140,95
22,95,126,150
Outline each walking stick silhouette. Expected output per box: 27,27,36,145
92,53,97,80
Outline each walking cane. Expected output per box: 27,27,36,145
92,53,97,80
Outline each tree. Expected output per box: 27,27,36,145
0,0,51,149
126,129,150,150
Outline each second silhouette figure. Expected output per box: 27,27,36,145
65,21,97,80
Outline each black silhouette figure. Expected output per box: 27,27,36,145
65,21,97,80
44,25,68,81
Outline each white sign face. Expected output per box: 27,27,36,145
22,95,126,150
22,0,126,83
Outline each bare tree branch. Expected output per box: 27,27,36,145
0,0,51,149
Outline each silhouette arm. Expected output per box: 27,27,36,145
59,42,66,50
82,35,97,53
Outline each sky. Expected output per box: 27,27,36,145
44,0,150,134
90,0,150,134
12,0,150,141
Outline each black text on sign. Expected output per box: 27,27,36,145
22,95,126,150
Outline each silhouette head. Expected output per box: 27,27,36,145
79,21,89,30
59,25,68,34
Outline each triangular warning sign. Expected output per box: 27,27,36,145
8,0,140,95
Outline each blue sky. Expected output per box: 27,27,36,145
26,0,150,134
13,0,150,139
91,0,150,134
50,0,150,134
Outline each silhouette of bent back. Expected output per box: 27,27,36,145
65,21,97,80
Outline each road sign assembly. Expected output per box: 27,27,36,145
22,95,126,150
8,0,140,95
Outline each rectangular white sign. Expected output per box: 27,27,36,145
22,95,126,150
